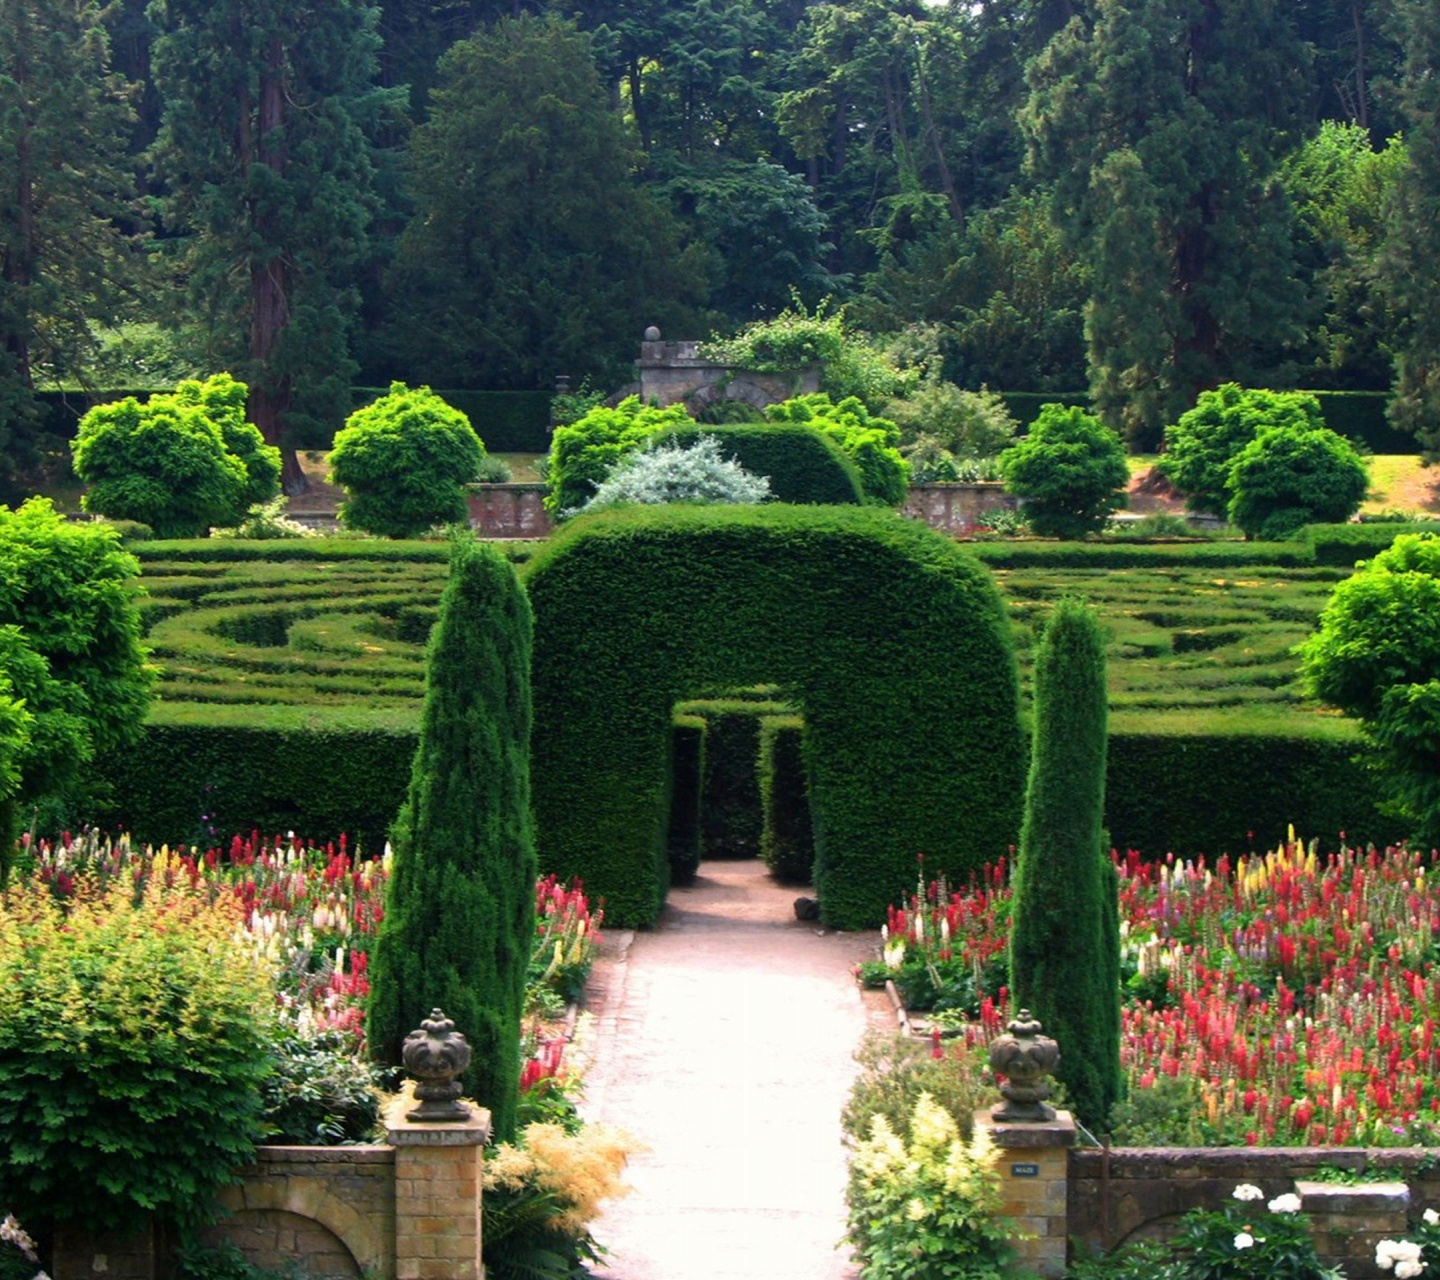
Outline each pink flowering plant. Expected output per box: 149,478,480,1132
1172,1183,1340,1280
869,833,1440,1145
0,1214,46,1280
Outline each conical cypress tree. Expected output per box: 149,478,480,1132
1009,597,1121,1130
367,533,536,1141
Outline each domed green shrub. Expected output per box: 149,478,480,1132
651,424,863,504
330,383,486,538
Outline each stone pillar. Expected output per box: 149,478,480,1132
1297,1179,1410,1280
972,1109,1076,1278
387,1108,491,1280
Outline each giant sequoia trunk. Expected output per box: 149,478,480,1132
247,36,307,494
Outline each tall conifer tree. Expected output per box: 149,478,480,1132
148,0,403,490
367,534,536,1141
1009,597,1120,1130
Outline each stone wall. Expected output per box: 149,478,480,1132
467,483,552,539
1070,1146,1440,1278
635,335,819,411
51,1108,490,1280
903,482,1017,534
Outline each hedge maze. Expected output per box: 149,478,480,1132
102,525,1413,906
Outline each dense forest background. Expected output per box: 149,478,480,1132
2,0,1438,486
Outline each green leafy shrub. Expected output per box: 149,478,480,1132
72,374,280,538
258,1025,383,1145
845,1093,1014,1280
840,1031,989,1151
544,395,692,516
1226,426,1369,539
330,383,486,539
1159,385,1328,519
887,380,1019,460
765,394,909,505
210,498,317,540
1000,403,1130,539
0,875,275,1231
1173,1184,1339,1280
578,437,771,513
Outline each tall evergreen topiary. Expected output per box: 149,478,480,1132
1009,597,1121,1130
366,533,536,1140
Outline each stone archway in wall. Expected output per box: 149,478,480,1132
523,504,1027,930
682,378,776,416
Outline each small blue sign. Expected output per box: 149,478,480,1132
1011,1163,1040,1178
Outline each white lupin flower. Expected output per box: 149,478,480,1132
1234,1232,1256,1250
1233,1184,1265,1202
1268,1193,1302,1214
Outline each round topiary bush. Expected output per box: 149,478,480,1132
330,383,486,538
999,403,1129,538
650,424,864,505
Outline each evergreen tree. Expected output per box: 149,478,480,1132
1022,0,1311,447
1382,0,1440,456
1009,597,1120,1131
366,534,536,1141
147,0,404,489
0,0,137,492
379,14,707,391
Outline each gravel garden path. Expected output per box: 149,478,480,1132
575,859,888,1280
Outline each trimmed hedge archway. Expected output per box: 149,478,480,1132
524,505,1026,928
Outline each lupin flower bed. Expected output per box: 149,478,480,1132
867,834,1440,1147
12,830,601,1113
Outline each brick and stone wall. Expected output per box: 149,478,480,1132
903,483,1017,534
1070,1146,1440,1278
467,484,552,539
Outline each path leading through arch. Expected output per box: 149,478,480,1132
576,860,886,1280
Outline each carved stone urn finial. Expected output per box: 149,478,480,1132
988,1008,1060,1123
401,1008,473,1122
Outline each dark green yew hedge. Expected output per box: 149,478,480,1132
759,715,814,885
651,423,864,504
667,715,706,884
523,505,1027,929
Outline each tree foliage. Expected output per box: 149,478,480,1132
1225,424,1368,539
72,374,279,538
1023,0,1311,446
1009,596,1121,1131
1158,384,1328,519
0,0,138,493
366,533,535,1141
329,382,484,538
1381,0,1440,455
999,403,1128,538
148,0,400,479
1301,534,1440,844
0,499,152,862
380,14,706,392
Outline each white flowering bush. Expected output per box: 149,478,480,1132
574,437,772,514
1173,1183,1341,1280
1,1215,47,1280
1376,1206,1440,1280
845,1092,1013,1280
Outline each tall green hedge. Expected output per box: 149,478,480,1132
759,715,814,885
92,706,416,852
367,536,536,1141
1105,719,1402,855
651,423,864,504
523,505,1027,929
667,715,706,884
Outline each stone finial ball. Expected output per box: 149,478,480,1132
644,325,662,341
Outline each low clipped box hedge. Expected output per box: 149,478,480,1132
651,423,864,505
1299,522,1440,566
524,504,1027,929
